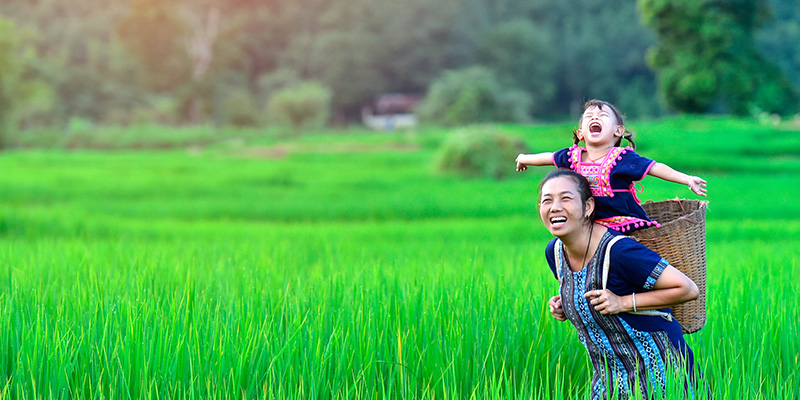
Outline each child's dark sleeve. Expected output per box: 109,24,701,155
617,149,656,181
552,148,572,169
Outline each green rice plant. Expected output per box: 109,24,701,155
0,116,797,398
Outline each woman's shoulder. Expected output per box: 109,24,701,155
544,238,560,274
605,231,659,260
603,231,668,290
605,232,665,275
545,237,559,256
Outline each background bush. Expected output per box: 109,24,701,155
417,66,532,126
267,81,332,132
434,126,528,180
221,89,259,128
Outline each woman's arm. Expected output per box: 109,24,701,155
586,265,699,314
516,152,555,171
626,265,699,311
647,162,707,196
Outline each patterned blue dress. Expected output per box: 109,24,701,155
545,230,695,399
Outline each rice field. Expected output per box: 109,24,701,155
0,117,798,399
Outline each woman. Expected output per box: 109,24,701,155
539,169,700,399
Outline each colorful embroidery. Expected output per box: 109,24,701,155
562,145,658,233
596,216,661,233
644,258,669,290
568,145,628,198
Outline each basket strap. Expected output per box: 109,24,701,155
602,235,673,322
601,236,627,289
554,239,564,284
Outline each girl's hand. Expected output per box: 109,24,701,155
548,295,566,321
687,176,707,196
515,154,528,172
584,289,627,315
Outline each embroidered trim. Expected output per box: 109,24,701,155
641,160,656,180
566,144,580,170
569,146,631,198
644,258,669,289
596,216,661,233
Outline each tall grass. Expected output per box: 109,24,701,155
0,117,797,398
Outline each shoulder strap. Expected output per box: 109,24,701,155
601,235,627,290
602,235,673,322
554,239,564,283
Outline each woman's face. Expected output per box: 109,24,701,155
539,176,589,236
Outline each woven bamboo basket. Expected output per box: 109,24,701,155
629,199,708,334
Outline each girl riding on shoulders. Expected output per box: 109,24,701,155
516,99,707,233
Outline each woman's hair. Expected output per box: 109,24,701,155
572,99,636,150
539,169,595,221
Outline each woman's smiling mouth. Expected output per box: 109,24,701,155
550,216,567,227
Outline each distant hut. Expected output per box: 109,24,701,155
362,93,420,131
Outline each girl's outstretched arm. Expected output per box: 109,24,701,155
648,162,707,196
515,152,554,171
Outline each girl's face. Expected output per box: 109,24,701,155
577,105,623,147
539,177,592,237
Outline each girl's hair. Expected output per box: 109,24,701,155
539,169,595,221
572,99,636,150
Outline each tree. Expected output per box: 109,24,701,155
417,66,531,126
1,0,138,125
0,16,54,148
278,0,480,120
640,0,798,115
475,19,557,112
118,0,248,123
0,17,24,147
756,0,800,92
281,29,385,121
117,0,189,92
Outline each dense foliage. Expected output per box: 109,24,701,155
0,0,798,133
0,16,52,147
267,81,332,133
640,0,799,115
417,67,532,127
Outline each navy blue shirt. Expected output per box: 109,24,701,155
553,146,657,231
544,231,686,342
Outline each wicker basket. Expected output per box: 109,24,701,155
629,199,708,334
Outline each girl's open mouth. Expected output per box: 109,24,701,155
589,122,602,133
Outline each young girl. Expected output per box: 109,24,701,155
516,99,707,233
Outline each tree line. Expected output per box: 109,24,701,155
0,0,798,136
